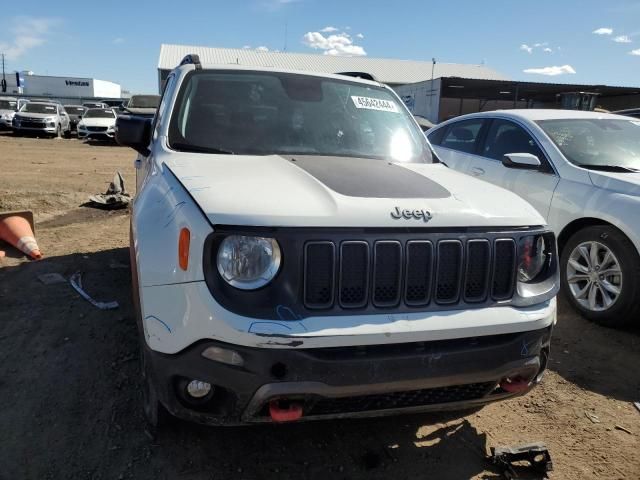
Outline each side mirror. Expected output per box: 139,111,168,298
502,153,541,170
115,115,152,156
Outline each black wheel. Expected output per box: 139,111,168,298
140,344,169,429
561,225,640,328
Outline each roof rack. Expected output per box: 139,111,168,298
179,54,202,70
335,71,378,82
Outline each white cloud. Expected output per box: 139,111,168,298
0,16,60,60
523,65,576,76
320,26,338,33
112,37,125,45
630,48,640,55
356,33,364,39
255,46,269,52
242,45,252,49
593,27,613,35
302,31,366,56
533,42,548,48
520,44,533,54
613,35,632,43
543,47,553,53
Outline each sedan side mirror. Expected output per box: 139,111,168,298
116,115,152,156
502,153,541,170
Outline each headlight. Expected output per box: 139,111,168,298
518,235,548,282
216,235,281,289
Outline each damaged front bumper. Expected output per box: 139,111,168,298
144,326,552,426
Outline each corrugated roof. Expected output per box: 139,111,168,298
157,44,508,84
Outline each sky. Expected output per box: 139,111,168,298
0,0,639,93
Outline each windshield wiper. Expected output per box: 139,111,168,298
576,164,639,172
171,142,234,155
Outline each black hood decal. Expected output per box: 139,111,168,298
289,156,450,199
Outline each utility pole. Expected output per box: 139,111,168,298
1,54,6,93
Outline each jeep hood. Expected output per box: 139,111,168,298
163,154,543,228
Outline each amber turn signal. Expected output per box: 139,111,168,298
178,228,190,270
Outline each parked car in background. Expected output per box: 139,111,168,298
77,108,117,140
427,110,640,328
0,96,18,130
120,94,160,118
12,101,71,137
612,108,640,120
63,105,87,132
83,101,108,109
117,55,558,428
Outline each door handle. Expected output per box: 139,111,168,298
471,167,485,176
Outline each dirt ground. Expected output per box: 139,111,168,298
0,131,639,480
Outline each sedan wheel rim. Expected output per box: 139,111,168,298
567,241,622,312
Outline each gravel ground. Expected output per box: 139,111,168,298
0,132,639,479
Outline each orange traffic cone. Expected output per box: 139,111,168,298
0,211,42,260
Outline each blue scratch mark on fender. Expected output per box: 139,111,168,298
163,201,186,227
145,315,172,333
521,339,529,356
249,321,293,334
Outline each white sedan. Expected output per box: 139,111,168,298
77,108,117,140
427,110,640,328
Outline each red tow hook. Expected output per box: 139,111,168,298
500,376,531,393
269,400,303,422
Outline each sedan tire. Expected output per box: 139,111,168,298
561,225,640,328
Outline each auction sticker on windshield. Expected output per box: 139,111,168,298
351,96,399,113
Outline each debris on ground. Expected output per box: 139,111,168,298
0,210,43,259
584,411,601,424
634,402,640,414
87,171,131,209
69,271,119,310
490,442,553,479
37,273,67,285
614,425,633,435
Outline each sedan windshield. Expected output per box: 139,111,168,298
0,100,17,110
537,118,640,170
169,70,432,163
128,95,160,108
84,109,115,118
22,103,57,114
65,106,86,115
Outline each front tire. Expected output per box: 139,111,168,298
561,225,640,328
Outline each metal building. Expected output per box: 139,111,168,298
156,44,507,91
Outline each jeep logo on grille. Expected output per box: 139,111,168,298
391,207,433,222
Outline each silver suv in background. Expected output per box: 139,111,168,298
12,102,71,137
0,96,18,130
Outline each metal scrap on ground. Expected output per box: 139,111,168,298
69,271,119,310
87,171,131,209
490,442,553,479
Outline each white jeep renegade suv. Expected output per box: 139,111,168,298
117,54,559,427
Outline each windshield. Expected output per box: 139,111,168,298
537,118,640,170
64,106,86,115
22,103,57,114
168,70,432,162
0,100,17,110
128,95,160,108
84,109,115,118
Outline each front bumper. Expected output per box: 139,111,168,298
145,326,552,425
77,128,115,139
13,125,57,134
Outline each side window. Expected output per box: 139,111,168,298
483,120,544,161
439,119,485,154
427,126,446,146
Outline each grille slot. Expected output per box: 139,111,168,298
373,241,402,307
304,242,335,309
305,382,496,416
404,241,433,306
492,239,517,300
464,239,491,302
435,240,463,304
339,242,370,308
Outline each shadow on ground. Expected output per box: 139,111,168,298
0,247,635,479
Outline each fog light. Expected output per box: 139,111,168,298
201,346,245,366
186,380,212,398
